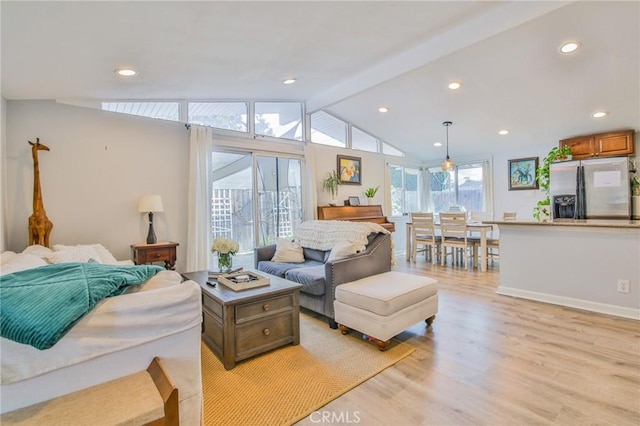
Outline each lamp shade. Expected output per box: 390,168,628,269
138,195,164,213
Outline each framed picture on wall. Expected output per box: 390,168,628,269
337,155,361,185
508,157,539,190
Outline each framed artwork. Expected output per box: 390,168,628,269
508,157,539,190
337,155,361,185
348,196,360,206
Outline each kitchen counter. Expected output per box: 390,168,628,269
486,219,640,229
492,220,639,320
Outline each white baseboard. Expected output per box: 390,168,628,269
496,286,640,320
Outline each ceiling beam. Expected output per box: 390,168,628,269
306,1,573,113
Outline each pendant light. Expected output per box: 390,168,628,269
441,120,455,171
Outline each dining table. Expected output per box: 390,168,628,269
405,221,495,272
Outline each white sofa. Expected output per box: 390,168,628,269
0,245,203,425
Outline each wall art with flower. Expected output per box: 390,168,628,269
337,155,361,185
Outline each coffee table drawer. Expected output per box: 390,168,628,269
235,294,294,323
235,313,294,356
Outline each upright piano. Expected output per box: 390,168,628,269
317,205,396,233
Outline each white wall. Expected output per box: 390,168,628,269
5,101,189,266
1,96,7,252
498,223,640,319
312,145,388,212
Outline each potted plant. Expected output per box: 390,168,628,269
322,170,341,206
533,145,572,221
363,186,379,205
631,160,640,219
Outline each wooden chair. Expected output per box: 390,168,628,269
410,212,439,264
439,212,473,268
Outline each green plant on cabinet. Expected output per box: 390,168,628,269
322,170,342,205
364,186,379,198
533,145,572,220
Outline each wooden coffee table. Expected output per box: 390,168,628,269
182,270,302,370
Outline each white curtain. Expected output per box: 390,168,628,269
482,159,494,217
186,125,213,271
302,142,318,221
420,167,433,212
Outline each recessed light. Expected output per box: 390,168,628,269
378,106,389,113
115,68,138,77
433,142,442,147
282,78,297,85
559,41,580,54
498,129,509,135
592,110,608,118
448,81,462,90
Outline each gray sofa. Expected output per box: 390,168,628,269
254,232,392,328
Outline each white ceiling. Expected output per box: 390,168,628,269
2,1,639,163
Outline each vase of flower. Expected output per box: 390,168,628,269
211,237,239,273
217,252,233,273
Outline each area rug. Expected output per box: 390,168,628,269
201,313,415,425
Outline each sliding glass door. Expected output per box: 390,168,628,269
210,150,303,268
256,156,303,246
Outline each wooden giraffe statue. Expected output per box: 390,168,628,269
28,138,53,247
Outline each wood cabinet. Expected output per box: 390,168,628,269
560,130,635,160
181,270,301,370
131,241,178,270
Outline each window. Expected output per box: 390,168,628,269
428,161,487,213
254,102,303,141
382,142,404,157
310,111,347,147
101,102,180,121
352,127,378,153
390,164,421,216
188,102,248,132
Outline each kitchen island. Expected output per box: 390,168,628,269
485,219,640,320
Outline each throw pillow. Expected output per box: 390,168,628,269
271,239,305,263
327,240,358,261
52,244,119,264
22,244,54,259
1,253,48,275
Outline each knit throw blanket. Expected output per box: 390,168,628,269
294,220,390,253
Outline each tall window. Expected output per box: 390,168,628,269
428,161,487,213
390,164,421,216
254,102,303,141
210,150,303,268
188,102,248,132
102,102,180,121
310,111,347,147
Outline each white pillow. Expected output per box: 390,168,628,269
52,244,119,264
22,245,54,259
271,239,305,263
1,253,48,275
1,251,18,266
327,240,358,261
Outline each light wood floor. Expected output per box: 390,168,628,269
296,256,640,426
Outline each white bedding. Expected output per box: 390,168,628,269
0,246,204,425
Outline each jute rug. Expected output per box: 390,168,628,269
201,313,415,425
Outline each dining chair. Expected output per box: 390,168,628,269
410,212,439,264
439,212,473,268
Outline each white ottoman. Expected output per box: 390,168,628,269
334,271,438,350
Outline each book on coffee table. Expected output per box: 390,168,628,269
208,267,243,278
217,271,270,291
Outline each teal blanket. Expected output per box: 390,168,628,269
0,263,163,350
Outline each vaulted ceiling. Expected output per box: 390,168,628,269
2,1,638,162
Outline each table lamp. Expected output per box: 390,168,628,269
138,195,164,244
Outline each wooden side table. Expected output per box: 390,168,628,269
131,241,179,270
181,270,302,370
